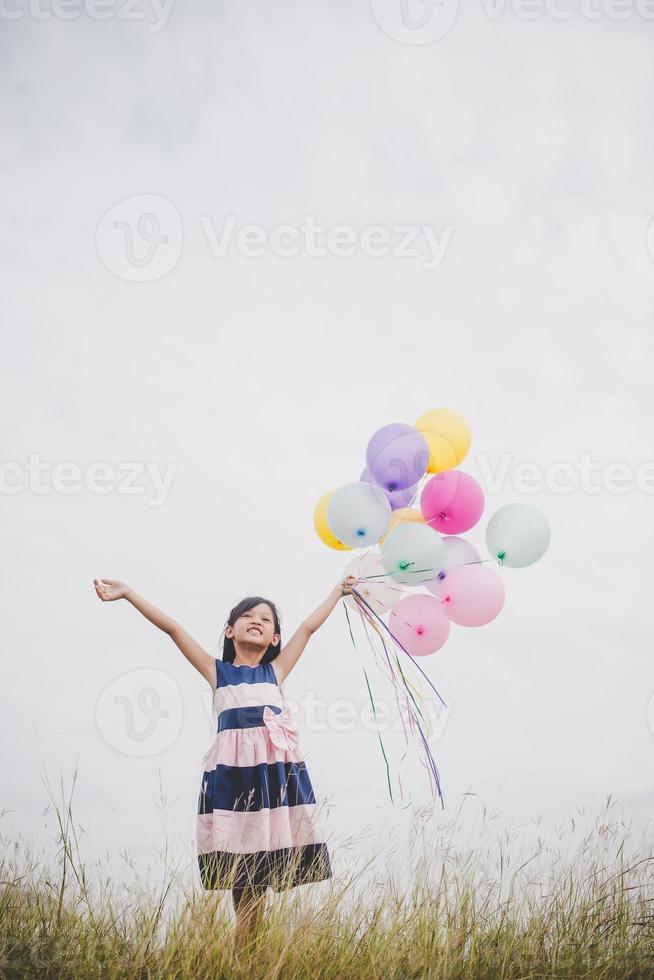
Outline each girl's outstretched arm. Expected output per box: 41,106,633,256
93,578,216,689
274,575,358,684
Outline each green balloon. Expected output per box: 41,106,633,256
485,503,550,568
380,523,445,585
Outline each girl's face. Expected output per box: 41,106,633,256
226,603,280,653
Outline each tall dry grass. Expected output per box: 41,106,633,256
1,767,654,979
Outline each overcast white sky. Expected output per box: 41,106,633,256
2,0,654,902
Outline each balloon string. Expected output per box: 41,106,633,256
349,591,445,808
350,587,447,709
342,602,411,810
348,596,445,644
358,556,502,582
388,643,431,731
351,605,417,810
356,602,430,731
354,599,437,807
358,613,415,806
405,700,437,800
366,611,432,730
360,580,406,594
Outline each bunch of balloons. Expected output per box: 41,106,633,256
314,408,550,659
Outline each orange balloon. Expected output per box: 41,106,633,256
379,507,425,544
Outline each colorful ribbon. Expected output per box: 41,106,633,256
345,586,446,810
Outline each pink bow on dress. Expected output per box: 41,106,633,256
263,706,301,753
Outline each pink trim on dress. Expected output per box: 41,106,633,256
202,726,304,769
197,803,327,855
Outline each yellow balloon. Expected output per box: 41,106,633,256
379,507,425,544
415,408,471,473
313,490,352,551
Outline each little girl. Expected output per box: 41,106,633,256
93,573,358,957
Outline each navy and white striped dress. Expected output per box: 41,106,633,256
197,658,332,891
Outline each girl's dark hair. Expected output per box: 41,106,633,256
220,596,282,665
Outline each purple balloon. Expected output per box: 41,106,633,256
366,423,429,493
359,467,420,511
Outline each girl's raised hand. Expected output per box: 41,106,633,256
339,575,359,597
93,578,129,602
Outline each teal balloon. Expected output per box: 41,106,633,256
485,503,550,568
327,481,391,548
380,523,445,585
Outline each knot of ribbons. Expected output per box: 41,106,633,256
262,705,300,753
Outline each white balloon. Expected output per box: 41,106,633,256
485,503,550,568
425,536,481,596
327,481,391,549
380,523,445,585
342,552,404,615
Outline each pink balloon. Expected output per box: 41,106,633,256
388,594,450,657
432,564,505,627
420,471,485,534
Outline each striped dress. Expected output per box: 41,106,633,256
197,658,332,891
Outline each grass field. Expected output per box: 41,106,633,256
1,770,653,979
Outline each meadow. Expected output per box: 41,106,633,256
1,770,653,979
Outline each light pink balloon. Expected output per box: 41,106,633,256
388,594,450,657
420,471,485,534
425,535,481,596
433,564,505,627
